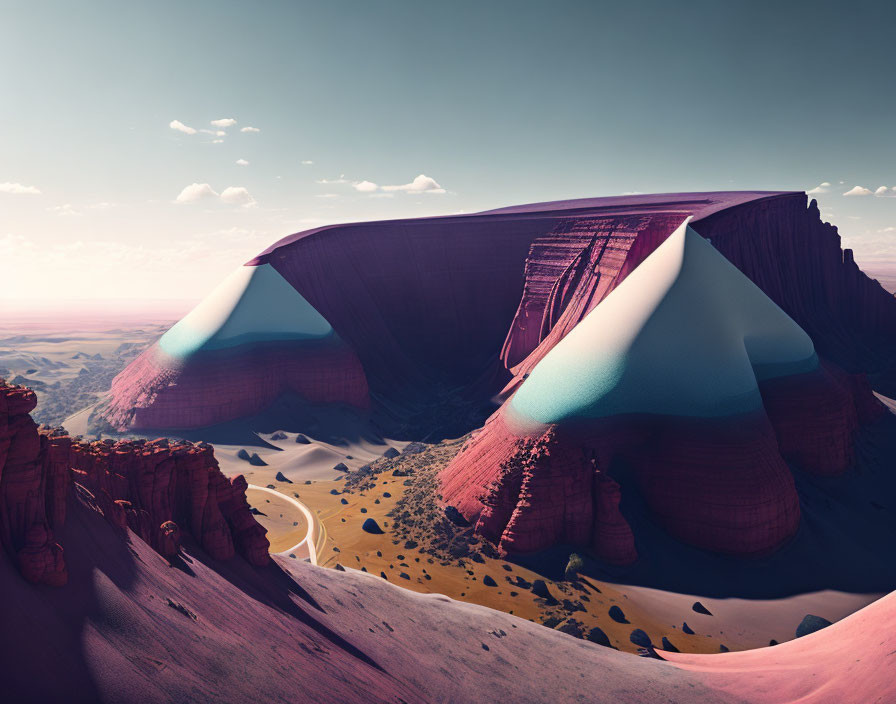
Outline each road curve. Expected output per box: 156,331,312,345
247,484,318,565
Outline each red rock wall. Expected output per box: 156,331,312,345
0,378,270,585
0,381,67,585
441,364,885,559
103,338,369,431
441,413,638,564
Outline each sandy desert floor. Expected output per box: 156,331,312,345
229,431,884,656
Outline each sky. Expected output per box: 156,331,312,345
3,0,896,313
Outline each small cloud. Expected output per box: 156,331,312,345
220,186,256,207
212,139,224,144
301,160,314,165
353,180,378,193
843,186,873,196
879,226,896,233
215,130,226,137
47,203,81,216
381,174,446,194
211,118,237,127
169,119,197,135
176,183,219,203
807,182,831,195
0,182,41,195
235,158,249,166
240,126,260,133
316,175,349,184
875,186,890,195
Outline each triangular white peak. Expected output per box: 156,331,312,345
511,219,818,423
159,263,333,357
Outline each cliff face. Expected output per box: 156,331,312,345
441,209,891,561
0,379,269,586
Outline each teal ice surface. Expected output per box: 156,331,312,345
159,263,333,357
510,221,819,424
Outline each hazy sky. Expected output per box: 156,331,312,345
3,1,896,311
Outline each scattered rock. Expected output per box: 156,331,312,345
340,498,348,505
586,627,612,647
608,605,628,623
270,431,287,441
629,629,652,648
248,453,267,466
249,507,267,516
334,564,346,572
692,601,712,615
382,447,400,459
236,449,251,461
483,575,497,587
769,639,778,646
557,619,585,638
275,471,292,483
362,518,384,534
661,637,680,653
399,572,410,580
719,644,730,653
444,505,470,527
531,579,553,600
401,442,426,455
682,622,695,635
295,434,311,444
796,614,833,638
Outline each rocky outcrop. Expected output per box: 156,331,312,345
0,381,67,586
70,437,270,566
0,378,269,586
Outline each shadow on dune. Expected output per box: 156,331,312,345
141,388,497,448
511,413,896,599
3,484,139,702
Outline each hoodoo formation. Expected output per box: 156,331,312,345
0,378,268,586
97,191,896,558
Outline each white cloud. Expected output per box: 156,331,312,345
176,183,256,207
875,186,890,195
353,180,378,193
212,139,224,144
47,203,81,216
169,119,197,135
0,182,41,195
211,118,237,127
240,126,260,133
220,186,256,207
879,226,896,233
235,158,249,166
381,174,446,194
316,175,349,184
807,182,831,195
301,160,314,165
843,186,874,196
176,183,219,203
